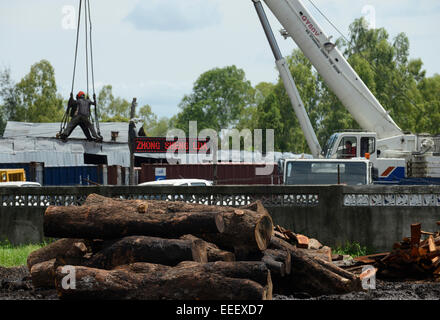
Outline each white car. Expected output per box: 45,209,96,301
138,179,213,187
137,179,213,202
0,181,42,187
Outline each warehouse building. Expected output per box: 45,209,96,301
0,121,309,185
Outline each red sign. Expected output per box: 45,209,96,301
134,137,210,154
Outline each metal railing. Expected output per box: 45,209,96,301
0,185,439,208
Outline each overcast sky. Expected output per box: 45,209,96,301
1,0,439,118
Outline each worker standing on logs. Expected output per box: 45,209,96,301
59,91,103,142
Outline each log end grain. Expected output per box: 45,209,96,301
255,215,274,251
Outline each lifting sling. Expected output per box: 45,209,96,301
59,0,101,139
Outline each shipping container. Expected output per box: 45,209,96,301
140,163,282,185
107,166,133,185
43,166,103,186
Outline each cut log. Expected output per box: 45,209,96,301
297,247,332,262
411,223,421,246
27,238,88,271
82,236,207,270
179,235,235,262
30,259,56,288
313,257,360,282
176,261,272,299
44,195,272,240
84,193,234,214
308,238,323,250
215,201,273,251
54,264,268,300
295,234,310,249
261,249,291,277
274,230,289,241
269,237,362,296
428,235,440,265
193,233,262,260
355,252,390,265
44,203,218,240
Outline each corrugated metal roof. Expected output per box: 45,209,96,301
3,121,129,143
0,121,311,167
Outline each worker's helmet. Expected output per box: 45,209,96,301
77,91,85,98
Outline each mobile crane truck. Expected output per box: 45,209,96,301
252,0,440,185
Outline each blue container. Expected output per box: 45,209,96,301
43,166,102,186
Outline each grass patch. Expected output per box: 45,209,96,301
332,241,373,258
0,241,48,268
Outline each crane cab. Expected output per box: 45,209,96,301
323,132,377,161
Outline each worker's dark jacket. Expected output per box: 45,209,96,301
68,96,95,117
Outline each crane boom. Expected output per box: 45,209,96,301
253,0,322,157
263,0,403,140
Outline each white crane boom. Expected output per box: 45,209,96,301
253,0,322,157
263,0,403,140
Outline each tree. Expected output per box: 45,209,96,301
97,85,131,121
139,104,157,132
96,85,168,136
0,60,64,124
417,74,440,134
238,81,275,132
0,68,17,134
148,117,171,137
256,92,282,151
341,18,424,133
175,66,256,133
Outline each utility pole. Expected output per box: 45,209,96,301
129,98,137,185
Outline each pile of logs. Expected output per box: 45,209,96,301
375,222,440,279
27,194,362,300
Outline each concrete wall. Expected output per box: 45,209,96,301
1,185,439,251
0,207,44,245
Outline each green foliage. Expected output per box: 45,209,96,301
97,85,131,121
0,240,48,267
175,65,256,134
0,60,64,125
332,241,373,258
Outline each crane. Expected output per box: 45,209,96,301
253,0,440,184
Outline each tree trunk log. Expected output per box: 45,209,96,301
215,201,273,251
27,238,88,271
54,264,268,300
297,247,332,262
179,235,235,262
44,205,219,240
30,259,56,288
269,237,362,296
176,260,272,299
82,236,207,270
45,195,271,240
261,249,291,277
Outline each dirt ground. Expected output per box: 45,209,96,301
275,279,440,300
0,266,58,300
1,265,440,300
